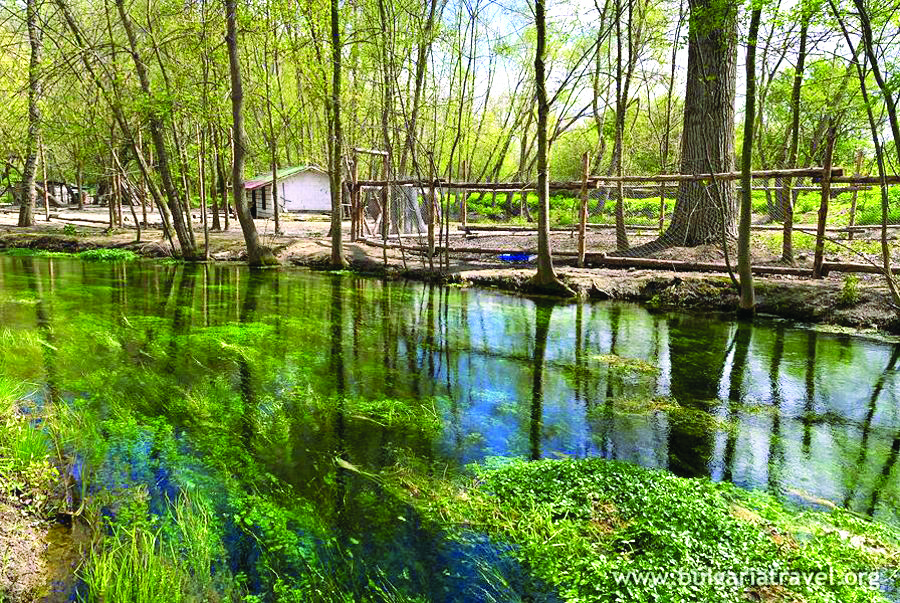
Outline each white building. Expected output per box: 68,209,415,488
244,166,331,218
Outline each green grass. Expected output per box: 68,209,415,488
0,376,50,472
78,495,234,603
462,186,900,230
75,249,139,262
1,248,71,258
1,248,138,262
80,523,189,603
387,457,900,603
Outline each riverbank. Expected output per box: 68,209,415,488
2,218,899,334
0,377,86,602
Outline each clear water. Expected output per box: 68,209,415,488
1,254,898,599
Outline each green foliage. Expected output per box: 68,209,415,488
0,377,60,515
75,249,139,262
839,274,861,307
80,523,190,603
388,459,900,603
1,248,71,258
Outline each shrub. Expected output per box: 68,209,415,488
839,274,861,306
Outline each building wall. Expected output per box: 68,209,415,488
248,171,331,218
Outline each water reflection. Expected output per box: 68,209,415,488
1,255,899,530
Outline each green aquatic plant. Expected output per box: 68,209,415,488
588,396,681,417
385,458,900,603
593,354,659,375
1,248,70,258
79,523,189,603
76,248,139,262
0,377,60,514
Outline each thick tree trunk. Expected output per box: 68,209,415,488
225,0,275,266
17,0,42,228
663,0,738,246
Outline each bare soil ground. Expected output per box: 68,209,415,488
0,493,87,602
2,204,899,333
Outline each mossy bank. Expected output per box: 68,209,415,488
387,457,900,603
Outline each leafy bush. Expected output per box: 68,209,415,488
839,274,861,306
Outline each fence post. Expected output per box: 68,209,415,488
813,125,836,278
350,154,359,241
658,180,666,233
460,160,468,228
848,148,863,241
577,152,589,267
428,162,436,271
381,154,389,266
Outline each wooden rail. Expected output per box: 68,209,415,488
358,237,898,277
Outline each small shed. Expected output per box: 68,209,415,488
244,166,331,219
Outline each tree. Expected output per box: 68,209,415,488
225,0,276,267
635,0,738,251
17,0,42,227
329,0,346,268
738,3,762,315
780,5,809,263
530,0,573,295
115,0,199,259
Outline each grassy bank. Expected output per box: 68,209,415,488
0,376,77,601
386,457,900,602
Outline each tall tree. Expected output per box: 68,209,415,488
530,0,572,294
738,3,762,314
115,0,198,259
225,0,276,266
329,0,346,267
17,0,42,227
781,6,809,263
640,0,738,250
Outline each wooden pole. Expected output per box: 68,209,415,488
39,143,49,221
460,160,468,227
848,148,863,241
577,152,589,267
76,161,83,210
658,182,666,232
350,154,359,241
428,162,435,271
116,171,124,228
198,128,209,260
813,125,836,278
381,154,388,266
225,126,233,231
138,130,148,223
